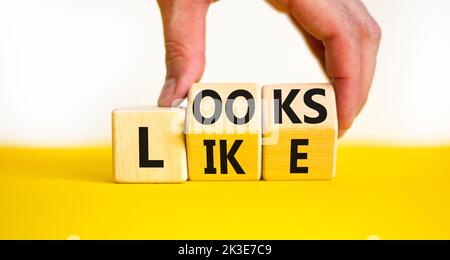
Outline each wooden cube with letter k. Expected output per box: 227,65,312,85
262,84,337,180
186,83,261,180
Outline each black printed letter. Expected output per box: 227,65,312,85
204,140,217,174
220,140,245,174
290,139,308,174
139,127,164,168
304,88,327,124
274,89,301,124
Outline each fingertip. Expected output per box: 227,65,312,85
337,113,354,139
338,129,347,138
333,77,359,138
158,78,176,107
159,53,205,107
157,96,171,107
158,77,192,107
335,97,355,138
158,98,183,108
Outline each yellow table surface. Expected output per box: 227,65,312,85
0,144,449,240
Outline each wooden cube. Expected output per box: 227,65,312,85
262,84,337,180
112,107,187,183
186,83,261,180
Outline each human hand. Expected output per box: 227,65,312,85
156,0,212,108
157,0,381,137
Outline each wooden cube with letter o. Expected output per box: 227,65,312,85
185,83,261,180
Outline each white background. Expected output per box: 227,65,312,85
0,0,449,146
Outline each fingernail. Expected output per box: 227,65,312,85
158,78,176,107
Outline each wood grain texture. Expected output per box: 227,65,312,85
112,107,187,183
186,83,261,180
262,84,337,180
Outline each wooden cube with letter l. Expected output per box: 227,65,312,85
262,84,337,180
186,83,261,180
112,107,187,183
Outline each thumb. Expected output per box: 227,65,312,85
157,0,212,107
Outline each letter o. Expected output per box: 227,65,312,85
225,89,255,125
192,90,222,125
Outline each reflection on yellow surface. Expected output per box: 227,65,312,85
0,144,449,239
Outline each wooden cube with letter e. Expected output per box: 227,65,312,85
112,107,187,183
262,84,337,180
186,83,261,180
